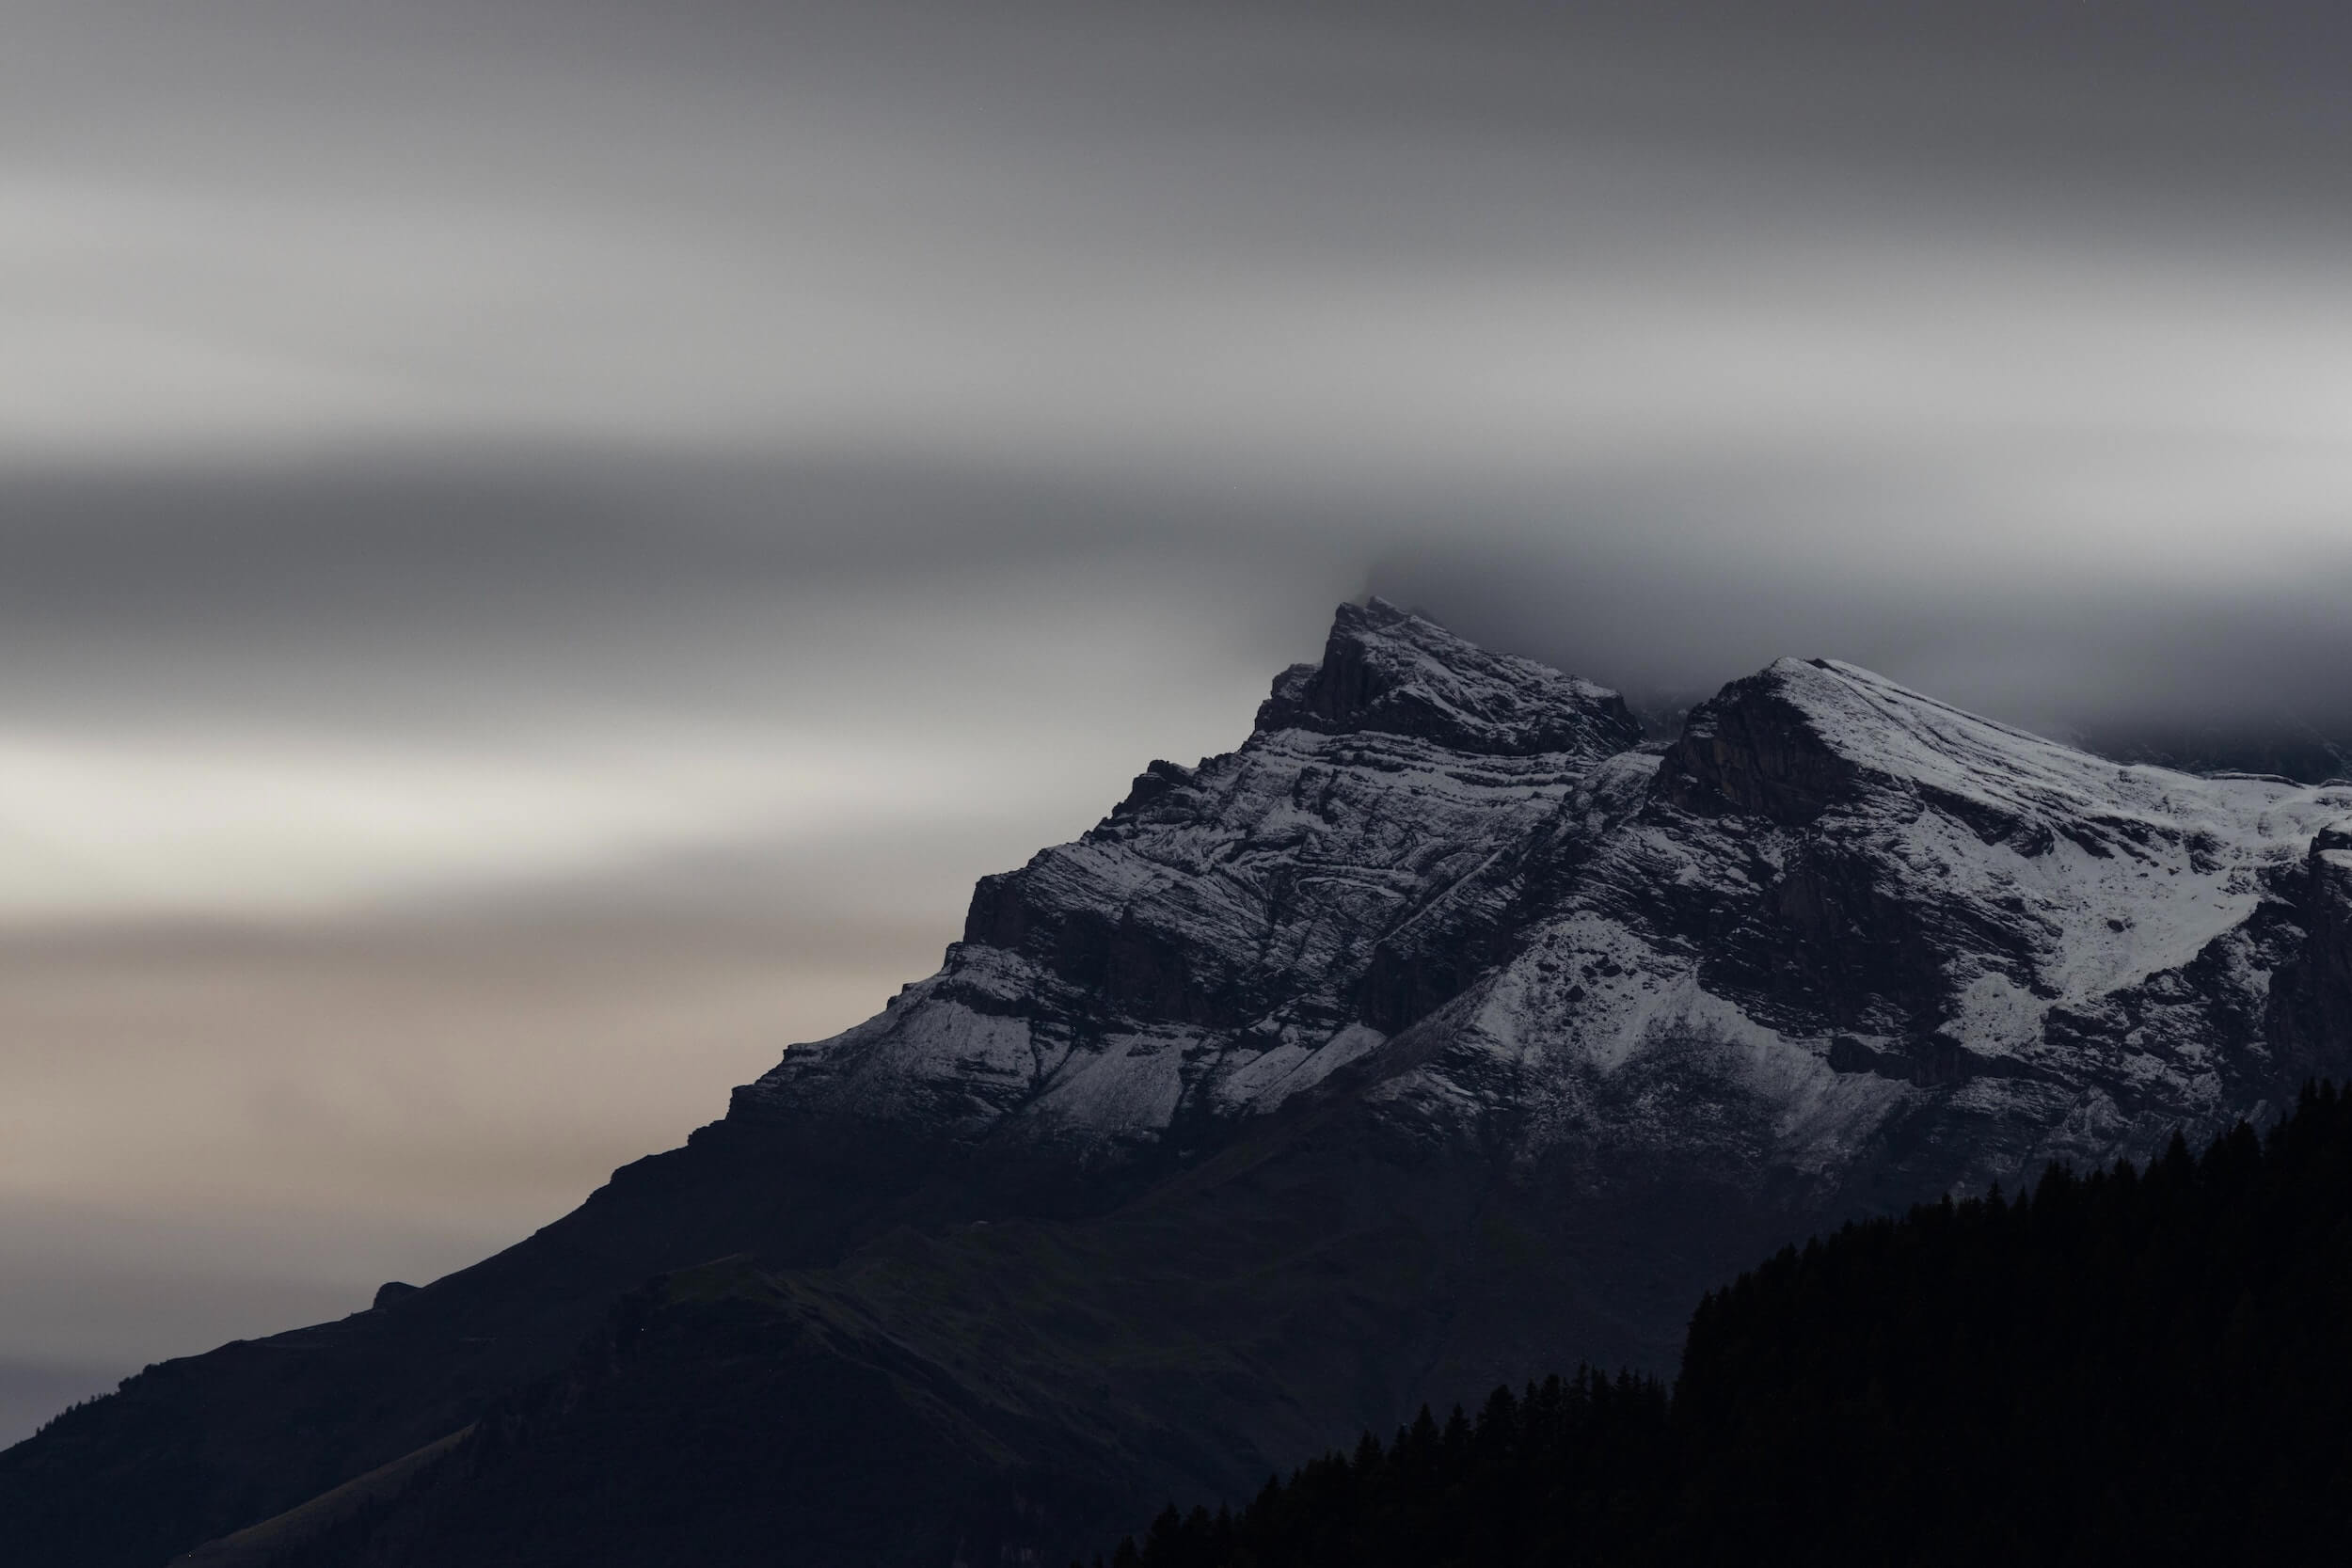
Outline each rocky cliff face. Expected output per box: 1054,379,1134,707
2269,822,2352,1079
9,603,2351,1568
737,597,1641,1148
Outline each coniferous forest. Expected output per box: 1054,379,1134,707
1106,1083,2352,1567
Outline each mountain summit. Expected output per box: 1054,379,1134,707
1253,596,1636,753
740,596,1640,1150
8,603,2350,1568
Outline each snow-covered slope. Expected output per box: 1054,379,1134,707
1371,653,2352,1198
739,616,2352,1202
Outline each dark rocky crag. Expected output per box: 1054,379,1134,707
6,601,2349,1568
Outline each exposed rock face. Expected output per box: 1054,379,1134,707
9,604,2351,1568
1656,663,1857,826
2268,822,2352,1081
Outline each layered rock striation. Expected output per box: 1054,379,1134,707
735,597,1641,1146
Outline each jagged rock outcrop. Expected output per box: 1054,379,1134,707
9,604,2350,1568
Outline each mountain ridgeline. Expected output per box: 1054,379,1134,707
5,600,2350,1566
1113,1084,2352,1567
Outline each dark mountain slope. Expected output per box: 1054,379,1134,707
1120,1082,2352,1568
4,601,2348,1566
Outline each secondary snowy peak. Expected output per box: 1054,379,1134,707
1256,597,1638,759
1643,656,2352,1021
1342,652,2352,1198
1659,656,2192,832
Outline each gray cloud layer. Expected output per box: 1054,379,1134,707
7,0,2347,727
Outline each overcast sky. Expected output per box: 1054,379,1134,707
3,0,2350,1442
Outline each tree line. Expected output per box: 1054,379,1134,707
1102,1082,2352,1566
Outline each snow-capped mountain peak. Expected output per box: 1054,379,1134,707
740,606,2352,1207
